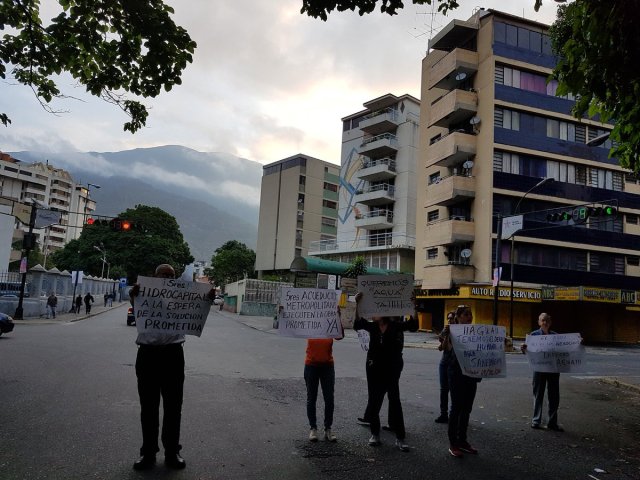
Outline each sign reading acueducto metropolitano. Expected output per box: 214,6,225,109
135,276,213,337
278,287,342,339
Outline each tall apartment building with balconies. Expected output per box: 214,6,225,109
415,9,640,342
255,154,340,280
0,153,96,269
309,94,420,273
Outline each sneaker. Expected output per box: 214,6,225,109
357,417,370,426
448,445,464,458
309,428,318,442
458,442,478,454
368,435,381,446
547,424,564,432
395,439,410,452
324,429,337,442
531,423,542,429
435,414,449,424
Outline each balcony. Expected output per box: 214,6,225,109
426,131,477,168
359,157,397,182
354,183,395,206
419,263,475,289
429,48,479,90
359,108,400,136
426,174,475,207
358,133,398,158
423,217,475,248
428,89,477,128
308,233,415,255
355,209,394,230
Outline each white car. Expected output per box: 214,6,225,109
213,296,224,306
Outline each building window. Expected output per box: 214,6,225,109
627,256,640,266
323,182,338,192
321,217,337,228
428,172,441,184
427,248,438,260
495,108,519,131
626,214,638,225
427,210,439,223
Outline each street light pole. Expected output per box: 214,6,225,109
83,183,101,225
509,177,554,337
93,244,107,278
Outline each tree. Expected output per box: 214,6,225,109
8,240,45,272
50,205,193,283
343,256,367,278
1,0,196,132
205,241,256,288
300,0,461,20
549,1,640,172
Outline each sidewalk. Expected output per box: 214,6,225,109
12,301,127,325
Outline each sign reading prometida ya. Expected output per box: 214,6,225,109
356,274,414,318
278,287,342,338
134,276,213,337
449,324,507,378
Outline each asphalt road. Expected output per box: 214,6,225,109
1,306,639,480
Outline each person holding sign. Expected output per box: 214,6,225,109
521,313,564,432
435,311,456,424
305,309,344,443
353,292,418,452
129,264,214,471
445,305,481,458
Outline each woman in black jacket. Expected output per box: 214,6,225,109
353,292,418,452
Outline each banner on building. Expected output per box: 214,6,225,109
278,287,342,338
134,276,213,337
356,274,414,318
449,324,507,378
524,333,585,373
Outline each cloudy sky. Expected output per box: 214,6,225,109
0,0,559,166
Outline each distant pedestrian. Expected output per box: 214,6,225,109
84,292,94,314
46,292,58,319
435,311,456,424
104,293,109,307
75,295,82,314
107,293,114,307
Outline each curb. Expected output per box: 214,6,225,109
599,377,640,394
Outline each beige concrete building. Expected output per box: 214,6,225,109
309,94,420,274
415,9,640,343
255,154,340,279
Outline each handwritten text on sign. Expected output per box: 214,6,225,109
135,276,213,337
278,287,342,338
525,333,585,373
357,274,414,318
450,324,507,378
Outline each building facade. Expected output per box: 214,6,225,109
0,153,96,271
415,9,640,342
255,154,340,280
308,93,420,274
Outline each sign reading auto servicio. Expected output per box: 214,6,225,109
449,324,507,378
356,274,414,318
135,276,213,337
278,287,342,338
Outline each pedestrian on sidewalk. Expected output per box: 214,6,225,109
84,292,94,314
353,292,418,452
75,295,82,314
104,293,109,307
445,305,481,458
107,292,113,307
521,313,570,432
46,292,58,319
435,311,456,424
305,309,344,443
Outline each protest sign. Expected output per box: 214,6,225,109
524,333,585,373
278,287,342,338
449,324,507,378
134,276,213,337
357,329,370,353
356,274,414,318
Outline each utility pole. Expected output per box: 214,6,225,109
492,215,502,326
14,205,38,320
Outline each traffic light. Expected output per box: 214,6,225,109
110,218,134,231
546,204,617,223
86,217,110,226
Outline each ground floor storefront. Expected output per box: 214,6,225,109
415,284,640,344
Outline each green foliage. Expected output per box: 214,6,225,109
0,0,196,132
205,240,256,287
50,205,193,283
343,256,367,279
8,240,45,272
301,0,460,20
550,1,640,172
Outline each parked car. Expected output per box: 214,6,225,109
0,312,15,337
126,306,135,326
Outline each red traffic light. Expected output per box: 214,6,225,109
86,217,95,225
122,220,131,231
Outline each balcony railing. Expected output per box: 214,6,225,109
425,173,475,207
359,108,400,135
358,133,399,158
308,233,416,254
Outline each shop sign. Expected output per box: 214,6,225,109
541,287,555,300
466,286,542,302
416,287,460,298
581,287,620,303
553,287,581,301
621,290,638,305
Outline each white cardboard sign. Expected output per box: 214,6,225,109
356,274,414,318
278,287,342,338
449,324,507,378
525,333,585,373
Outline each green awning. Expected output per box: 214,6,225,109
290,256,397,276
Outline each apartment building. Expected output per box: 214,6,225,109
415,9,640,342
0,152,96,270
255,154,340,280
308,94,420,274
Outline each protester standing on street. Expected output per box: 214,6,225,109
445,305,481,458
435,311,456,424
46,292,58,319
84,292,94,314
521,313,564,432
305,309,344,443
353,292,418,452
75,294,82,314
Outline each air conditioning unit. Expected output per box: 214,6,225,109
451,215,465,221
